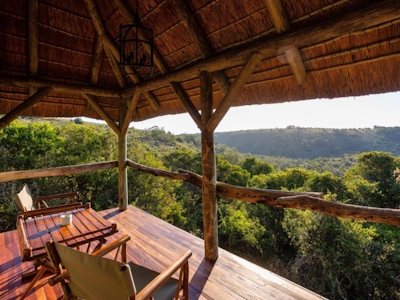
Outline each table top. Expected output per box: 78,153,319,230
17,203,117,261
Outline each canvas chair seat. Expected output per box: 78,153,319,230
14,184,35,212
46,235,191,300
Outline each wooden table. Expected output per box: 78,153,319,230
16,202,117,299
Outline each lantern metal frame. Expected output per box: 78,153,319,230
119,2,153,76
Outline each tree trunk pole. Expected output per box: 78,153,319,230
200,71,218,261
118,98,128,210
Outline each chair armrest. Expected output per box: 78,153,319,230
33,191,79,203
136,250,192,300
48,270,69,286
92,234,131,258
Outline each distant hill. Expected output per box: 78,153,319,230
214,126,400,159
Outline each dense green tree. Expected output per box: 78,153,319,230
217,156,250,186
0,120,62,171
304,171,347,199
344,152,400,208
264,168,312,190
283,210,381,299
219,202,265,256
240,157,274,176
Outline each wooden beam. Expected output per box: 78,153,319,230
265,0,307,84
172,0,230,94
122,0,400,97
265,0,289,33
207,52,263,132
84,0,160,110
126,159,190,181
104,46,126,88
90,35,103,85
0,75,120,98
0,161,118,182
284,47,307,85
0,88,52,130
82,94,120,134
170,82,201,128
28,0,38,96
275,195,400,227
200,71,218,261
120,89,139,135
118,98,128,211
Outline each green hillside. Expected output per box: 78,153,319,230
214,126,400,159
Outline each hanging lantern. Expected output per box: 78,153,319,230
119,1,153,76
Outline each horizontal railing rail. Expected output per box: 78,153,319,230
0,161,118,182
1,159,399,227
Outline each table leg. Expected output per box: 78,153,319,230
92,238,107,253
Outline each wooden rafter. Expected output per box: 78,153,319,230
170,82,201,128
28,0,38,96
206,53,263,132
90,35,103,85
0,88,52,130
172,0,230,94
82,94,120,135
104,46,126,88
122,0,400,98
265,0,307,85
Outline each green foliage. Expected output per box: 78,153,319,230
127,139,186,228
217,156,250,186
219,202,265,255
304,171,347,198
282,210,400,300
263,168,312,190
0,120,62,170
345,152,400,208
240,157,274,176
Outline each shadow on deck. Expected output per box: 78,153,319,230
1,205,327,299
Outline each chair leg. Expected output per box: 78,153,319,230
19,266,46,299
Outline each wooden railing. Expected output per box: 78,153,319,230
2,159,400,227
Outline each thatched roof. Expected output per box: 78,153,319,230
1,0,400,126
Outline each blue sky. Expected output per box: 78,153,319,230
129,92,400,134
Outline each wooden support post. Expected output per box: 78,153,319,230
118,98,128,211
200,71,218,261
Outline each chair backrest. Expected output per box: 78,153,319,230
14,184,34,212
51,242,136,300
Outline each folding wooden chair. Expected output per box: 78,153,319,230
45,234,192,300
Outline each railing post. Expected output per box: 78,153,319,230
118,98,128,210
200,71,218,261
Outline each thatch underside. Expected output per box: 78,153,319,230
0,0,400,124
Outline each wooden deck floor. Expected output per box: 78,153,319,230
1,205,327,299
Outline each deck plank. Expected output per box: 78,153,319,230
1,205,327,299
